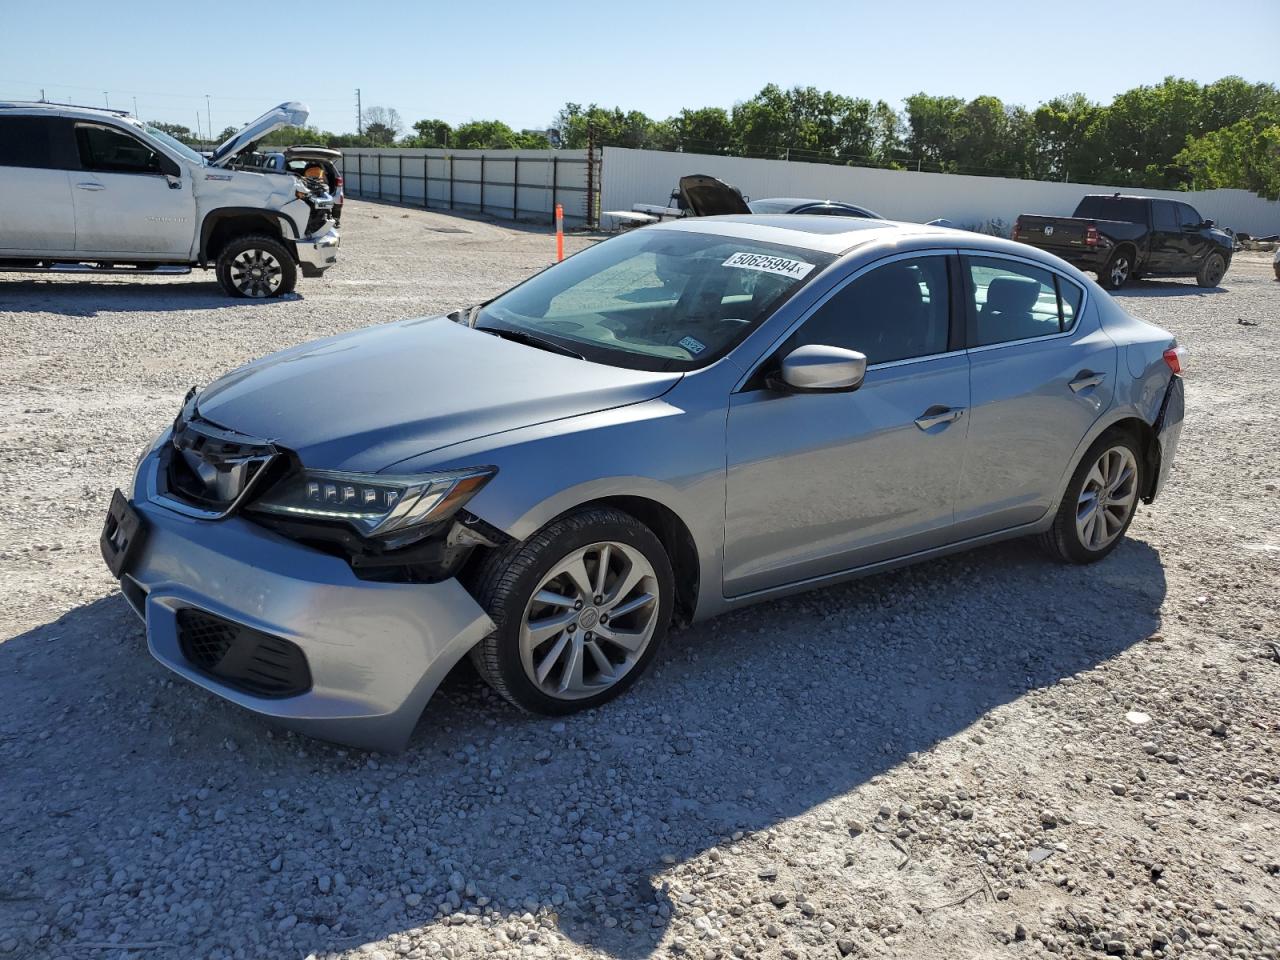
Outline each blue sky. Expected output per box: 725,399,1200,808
4,0,1277,136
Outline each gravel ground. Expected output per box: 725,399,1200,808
1,202,1277,960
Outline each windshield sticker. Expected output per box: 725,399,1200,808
722,251,814,279
678,336,707,355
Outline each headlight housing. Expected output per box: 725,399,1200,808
249,466,496,543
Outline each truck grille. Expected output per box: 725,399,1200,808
176,609,311,698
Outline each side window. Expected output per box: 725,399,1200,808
75,123,163,174
1152,201,1178,232
0,116,58,169
1057,278,1083,328
784,256,951,365
967,257,1072,346
1176,203,1201,229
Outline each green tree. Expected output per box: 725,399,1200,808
903,93,965,169
408,118,452,148
672,107,733,153
1175,113,1280,196
148,121,198,145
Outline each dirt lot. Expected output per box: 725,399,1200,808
1,202,1277,960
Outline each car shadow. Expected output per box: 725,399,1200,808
0,537,1166,958
0,278,299,314
1113,279,1227,297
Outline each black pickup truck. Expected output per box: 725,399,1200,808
1013,194,1233,289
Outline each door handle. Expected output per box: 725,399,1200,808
1069,371,1106,393
914,405,965,430
76,182,105,191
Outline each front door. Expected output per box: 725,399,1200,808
954,254,1116,537
724,253,970,596
70,121,193,258
0,115,76,253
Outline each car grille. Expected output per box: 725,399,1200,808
176,609,311,699
163,415,278,517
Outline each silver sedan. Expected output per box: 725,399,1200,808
102,216,1186,750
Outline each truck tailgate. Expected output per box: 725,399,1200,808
1017,215,1090,251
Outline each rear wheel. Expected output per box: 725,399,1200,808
1098,248,1134,289
468,507,674,714
1196,252,1226,288
215,235,297,298
1040,433,1143,564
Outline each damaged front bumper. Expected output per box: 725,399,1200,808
106,449,493,752
296,221,340,278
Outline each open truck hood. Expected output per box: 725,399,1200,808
678,174,751,217
208,101,310,168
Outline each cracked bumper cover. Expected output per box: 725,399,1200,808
296,222,340,277
118,450,493,752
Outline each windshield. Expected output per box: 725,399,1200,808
142,124,206,166
475,229,833,371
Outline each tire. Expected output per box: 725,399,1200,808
215,235,297,298
467,506,675,715
1040,432,1144,564
1098,248,1134,290
1196,251,1227,288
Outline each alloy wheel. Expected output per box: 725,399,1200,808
1076,445,1138,551
229,249,284,298
1109,255,1131,287
519,541,661,700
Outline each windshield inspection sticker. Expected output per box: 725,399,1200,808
678,336,707,355
722,251,814,279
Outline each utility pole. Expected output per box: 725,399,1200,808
206,95,212,140
132,96,138,118
196,113,203,145
355,88,363,136
103,91,109,108
585,122,596,229
39,88,46,102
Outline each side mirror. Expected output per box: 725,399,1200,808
1202,219,1215,229
775,344,867,393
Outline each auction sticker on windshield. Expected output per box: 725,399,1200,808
722,251,815,280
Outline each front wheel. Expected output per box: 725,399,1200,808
467,507,674,714
1196,252,1226,288
1098,249,1133,290
1040,434,1143,564
215,235,297,298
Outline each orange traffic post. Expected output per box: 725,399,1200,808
555,203,565,262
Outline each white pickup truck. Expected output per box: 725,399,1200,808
0,101,339,298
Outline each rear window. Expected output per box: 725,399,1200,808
0,116,59,168
1072,196,1147,224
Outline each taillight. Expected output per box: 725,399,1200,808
336,174,344,188
1084,225,1099,246
1163,345,1187,374
1012,218,1022,242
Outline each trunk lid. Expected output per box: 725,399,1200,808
208,102,310,168
678,174,751,217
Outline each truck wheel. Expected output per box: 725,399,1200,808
1099,249,1133,289
1196,252,1226,288
215,235,297,298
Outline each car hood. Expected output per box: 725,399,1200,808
194,317,682,473
679,174,751,217
209,101,310,168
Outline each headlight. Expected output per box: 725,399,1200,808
249,466,496,541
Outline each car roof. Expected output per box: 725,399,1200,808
649,215,1094,279
651,214,943,254
0,100,139,124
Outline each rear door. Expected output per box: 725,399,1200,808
1147,200,1181,274
954,253,1115,537
70,121,194,258
0,115,76,253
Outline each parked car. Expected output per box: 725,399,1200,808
102,217,1185,751
1013,193,1232,290
0,101,339,297
251,146,344,223
676,174,883,220
747,197,883,219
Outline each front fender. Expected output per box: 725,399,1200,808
388,397,729,616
